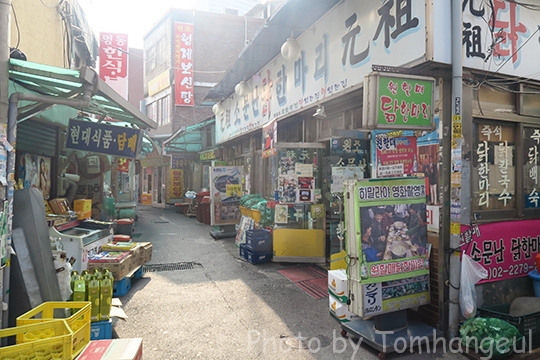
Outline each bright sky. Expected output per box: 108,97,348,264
78,0,196,48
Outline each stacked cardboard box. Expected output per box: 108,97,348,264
328,269,360,323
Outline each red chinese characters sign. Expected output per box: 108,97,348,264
99,33,128,98
174,22,194,106
461,219,540,284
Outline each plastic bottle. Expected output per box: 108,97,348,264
88,276,101,322
361,254,369,280
72,277,86,302
82,270,93,301
100,273,113,321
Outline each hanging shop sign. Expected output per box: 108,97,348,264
174,22,194,106
99,33,128,99
171,154,194,169
66,119,142,158
262,119,277,158
117,158,130,173
210,166,242,225
460,219,540,284
374,135,418,178
200,149,217,161
364,73,435,130
168,169,184,201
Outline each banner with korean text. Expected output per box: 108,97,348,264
461,220,540,284
99,33,128,99
174,22,194,106
65,119,142,158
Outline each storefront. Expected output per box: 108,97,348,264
8,58,157,218
206,0,540,339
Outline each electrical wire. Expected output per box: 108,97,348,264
10,3,21,51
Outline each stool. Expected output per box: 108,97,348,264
114,218,134,235
113,234,132,242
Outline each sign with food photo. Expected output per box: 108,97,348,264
355,177,430,284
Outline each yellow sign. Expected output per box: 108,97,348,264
168,169,184,201
200,150,216,161
148,70,170,96
450,222,461,235
226,184,242,196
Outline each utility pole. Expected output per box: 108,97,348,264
0,0,10,331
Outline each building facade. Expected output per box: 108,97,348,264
206,0,540,337
140,9,265,206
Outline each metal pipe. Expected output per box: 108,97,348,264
448,0,463,340
0,0,11,334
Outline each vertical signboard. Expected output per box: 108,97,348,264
345,178,430,317
210,166,242,225
174,22,194,106
99,33,128,99
169,169,184,201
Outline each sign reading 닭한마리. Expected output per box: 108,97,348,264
364,72,435,130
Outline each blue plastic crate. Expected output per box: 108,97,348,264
133,266,144,279
245,229,272,252
113,276,132,297
90,319,112,340
246,249,272,265
239,244,248,260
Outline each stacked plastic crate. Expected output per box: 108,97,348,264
240,229,273,264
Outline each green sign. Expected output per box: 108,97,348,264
377,75,433,127
351,177,429,284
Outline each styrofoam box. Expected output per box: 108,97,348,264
328,269,348,303
329,294,360,323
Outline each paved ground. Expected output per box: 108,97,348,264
113,205,469,359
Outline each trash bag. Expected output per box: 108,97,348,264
460,253,488,318
460,317,523,359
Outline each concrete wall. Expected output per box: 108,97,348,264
10,0,68,67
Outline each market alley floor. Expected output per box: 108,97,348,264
113,205,467,360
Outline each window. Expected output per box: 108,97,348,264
146,95,171,126
472,120,540,220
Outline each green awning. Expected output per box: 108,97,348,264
8,59,157,130
163,119,214,153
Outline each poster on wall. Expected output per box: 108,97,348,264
461,219,540,284
374,135,418,178
262,119,277,158
210,166,242,225
22,153,51,199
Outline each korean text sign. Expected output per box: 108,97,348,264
460,220,540,284
174,22,194,106
65,119,142,158
99,33,128,98
353,178,429,284
375,74,434,128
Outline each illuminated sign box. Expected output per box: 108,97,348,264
364,72,435,130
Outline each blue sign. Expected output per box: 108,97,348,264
65,119,142,158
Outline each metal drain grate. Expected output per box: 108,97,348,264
143,262,202,273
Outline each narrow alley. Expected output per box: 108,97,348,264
114,205,466,360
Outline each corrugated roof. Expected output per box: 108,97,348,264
9,59,157,130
